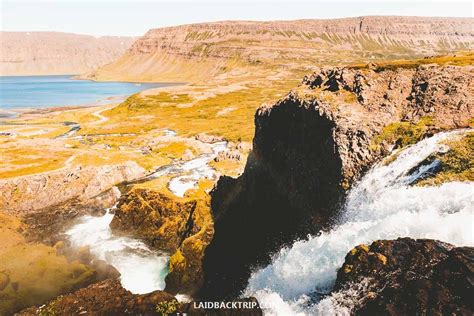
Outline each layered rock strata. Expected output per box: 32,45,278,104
83,17,473,82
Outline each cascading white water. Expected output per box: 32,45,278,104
165,141,227,197
65,208,169,294
64,134,228,294
244,130,474,315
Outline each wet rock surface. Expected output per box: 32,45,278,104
201,63,473,300
334,238,474,315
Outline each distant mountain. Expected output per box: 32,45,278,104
0,32,136,76
82,16,473,82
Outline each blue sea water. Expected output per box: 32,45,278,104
0,75,175,110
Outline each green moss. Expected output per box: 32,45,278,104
38,296,62,316
168,249,185,273
0,243,96,315
372,116,434,151
417,133,474,186
120,93,193,111
155,299,179,315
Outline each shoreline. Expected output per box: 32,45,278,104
0,75,183,117
0,102,118,120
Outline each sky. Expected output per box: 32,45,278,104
0,0,472,37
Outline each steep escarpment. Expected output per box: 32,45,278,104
83,17,473,82
332,238,473,315
201,60,473,299
0,32,135,76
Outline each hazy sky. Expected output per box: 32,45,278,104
1,0,472,37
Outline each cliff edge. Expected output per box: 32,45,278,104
201,57,473,299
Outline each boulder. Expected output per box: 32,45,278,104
334,238,474,315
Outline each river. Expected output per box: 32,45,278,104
65,135,228,294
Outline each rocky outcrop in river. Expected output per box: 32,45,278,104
334,238,473,315
18,279,176,315
201,61,473,299
111,188,214,295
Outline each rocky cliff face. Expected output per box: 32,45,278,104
201,61,473,299
0,32,135,76
0,162,145,215
83,17,473,82
334,238,473,315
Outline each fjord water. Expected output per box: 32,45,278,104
245,130,474,315
0,75,172,109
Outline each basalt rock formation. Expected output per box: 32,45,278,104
334,238,473,315
0,32,135,76
201,61,473,299
83,17,473,82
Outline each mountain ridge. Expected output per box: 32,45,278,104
82,16,473,82
0,32,136,76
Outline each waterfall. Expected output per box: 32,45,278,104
64,136,228,294
244,130,473,315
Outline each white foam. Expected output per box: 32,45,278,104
245,130,474,315
66,209,169,294
167,141,227,197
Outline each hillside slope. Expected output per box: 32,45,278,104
0,32,135,76
83,16,473,82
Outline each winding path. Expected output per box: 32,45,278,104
91,107,110,125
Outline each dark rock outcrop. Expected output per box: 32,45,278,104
17,279,176,316
18,279,262,316
201,63,473,300
334,238,473,315
201,97,346,300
